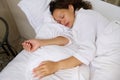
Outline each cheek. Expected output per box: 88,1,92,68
69,18,74,27
68,17,73,23
65,16,71,22
68,14,73,21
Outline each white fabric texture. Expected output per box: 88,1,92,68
71,8,109,65
91,20,120,80
0,46,89,80
18,0,53,34
35,23,73,45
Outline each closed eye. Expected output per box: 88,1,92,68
61,15,64,19
56,20,61,24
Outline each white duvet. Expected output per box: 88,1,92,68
0,23,89,80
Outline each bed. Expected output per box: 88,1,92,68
0,0,120,80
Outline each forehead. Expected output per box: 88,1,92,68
53,9,68,16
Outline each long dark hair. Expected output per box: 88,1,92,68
49,0,92,14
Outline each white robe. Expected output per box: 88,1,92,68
71,8,109,65
72,8,120,80
91,20,120,80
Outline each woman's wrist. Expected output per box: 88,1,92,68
57,59,72,70
57,61,64,70
38,39,47,47
57,56,82,70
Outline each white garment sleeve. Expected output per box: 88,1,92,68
72,12,97,65
35,22,73,45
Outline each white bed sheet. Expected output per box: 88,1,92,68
0,46,89,80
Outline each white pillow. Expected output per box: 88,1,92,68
18,0,53,34
97,20,120,56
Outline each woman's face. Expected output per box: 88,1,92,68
52,5,75,28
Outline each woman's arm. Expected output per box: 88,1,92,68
58,56,82,70
38,36,69,46
22,36,69,52
33,56,82,79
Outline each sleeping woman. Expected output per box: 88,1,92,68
0,0,110,80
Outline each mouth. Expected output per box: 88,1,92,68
65,22,69,27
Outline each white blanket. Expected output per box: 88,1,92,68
0,46,89,80
0,23,89,80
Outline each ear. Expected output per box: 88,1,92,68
68,5,74,12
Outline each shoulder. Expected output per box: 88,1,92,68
75,8,109,24
75,8,103,18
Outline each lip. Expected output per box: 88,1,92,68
65,22,69,27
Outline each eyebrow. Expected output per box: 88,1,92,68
54,11,63,22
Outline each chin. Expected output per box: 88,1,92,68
67,26,72,28
69,24,73,28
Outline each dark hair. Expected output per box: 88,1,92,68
49,0,92,14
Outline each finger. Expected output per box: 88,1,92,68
33,64,52,79
34,63,45,70
27,43,32,51
22,42,27,47
33,63,46,72
38,71,47,79
33,68,46,78
23,44,29,50
33,65,45,73
40,61,49,65
34,69,48,79
25,42,32,51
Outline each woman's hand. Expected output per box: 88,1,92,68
22,39,41,52
32,57,82,79
33,61,59,79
